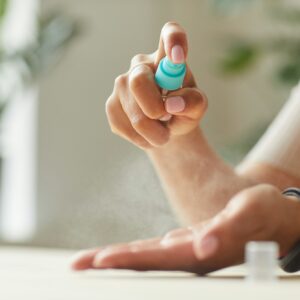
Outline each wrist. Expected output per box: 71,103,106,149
279,189,300,273
279,193,300,256
287,193,300,243
146,126,203,154
146,126,258,224
146,126,230,186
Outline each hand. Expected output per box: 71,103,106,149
71,184,300,274
106,22,207,149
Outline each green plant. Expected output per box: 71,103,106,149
216,0,300,86
210,0,300,163
0,0,6,20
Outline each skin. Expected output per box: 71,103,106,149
71,184,300,273
71,22,300,273
105,21,300,224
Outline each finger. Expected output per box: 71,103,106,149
93,238,162,269
70,241,136,271
70,248,102,271
156,23,196,88
191,214,244,273
128,64,167,120
165,87,207,119
182,64,197,88
118,81,170,147
156,22,188,65
164,87,208,135
106,94,151,149
92,233,202,272
191,193,272,273
129,53,156,72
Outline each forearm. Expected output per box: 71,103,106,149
147,126,300,225
147,127,257,225
148,77,300,225
237,163,300,191
237,80,300,190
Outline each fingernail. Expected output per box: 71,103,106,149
171,45,185,64
159,114,172,121
165,96,185,113
195,235,219,260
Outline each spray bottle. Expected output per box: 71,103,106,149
155,57,186,100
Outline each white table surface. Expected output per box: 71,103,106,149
1,246,300,299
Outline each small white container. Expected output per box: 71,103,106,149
246,241,279,282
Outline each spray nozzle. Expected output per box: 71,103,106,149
155,57,186,91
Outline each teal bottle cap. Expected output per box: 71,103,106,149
155,57,186,91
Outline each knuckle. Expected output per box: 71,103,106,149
227,185,281,235
242,188,274,217
201,93,209,113
130,54,145,67
132,136,151,149
228,189,261,216
114,74,127,89
109,121,127,140
105,96,116,117
245,194,265,213
261,184,280,197
144,105,165,120
108,118,120,136
245,184,280,211
147,110,163,120
105,98,120,135
129,65,150,91
110,126,119,136
131,113,148,131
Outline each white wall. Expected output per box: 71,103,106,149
0,0,39,243
34,0,290,248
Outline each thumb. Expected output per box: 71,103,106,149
155,22,188,65
192,211,247,272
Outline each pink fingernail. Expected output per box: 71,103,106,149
195,235,219,260
165,96,185,113
171,45,185,64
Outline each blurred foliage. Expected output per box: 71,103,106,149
21,12,80,80
220,42,257,73
219,121,270,164
0,1,79,116
0,0,6,20
213,0,300,162
216,0,300,86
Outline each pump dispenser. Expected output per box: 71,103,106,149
155,57,186,91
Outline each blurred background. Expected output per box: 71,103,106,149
0,0,299,249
